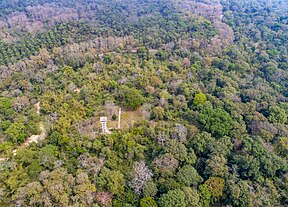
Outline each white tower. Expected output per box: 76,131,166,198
118,108,121,129
100,117,108,134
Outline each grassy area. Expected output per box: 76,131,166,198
79,106,148,138
108,107,147,130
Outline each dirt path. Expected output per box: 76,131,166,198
35,101,40,114
20,122,46,147
12,102,46,155
20,102,46,146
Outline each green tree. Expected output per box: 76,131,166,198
176,165,203,186
38,145,59,169
204,177,225,202
97,168,125,196
156,49,169,61
268,106,287,124
198,102,232,137
190,132,215,156
26,161,43,179
140,197,158,207
153,106,165,120
103,54,112,64
5,121,27,144
73,171,96,206
205,154,228,177
159,189,186,207
0,97,12,114
182,187,200,207
153,153,179,177
119,86,145,110
276,137,288,157
193,92,206,106
164,140,187,162
14,182,44,206
143,181,157,197
137,46,148,60
199,184,211,207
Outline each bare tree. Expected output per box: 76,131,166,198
129,161,153,194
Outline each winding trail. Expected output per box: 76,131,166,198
21,102,46,146
12,102,46,155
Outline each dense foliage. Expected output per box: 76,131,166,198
0,0,287,206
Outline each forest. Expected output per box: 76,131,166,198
0,0,287,206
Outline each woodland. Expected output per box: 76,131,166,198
0,0,287,206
